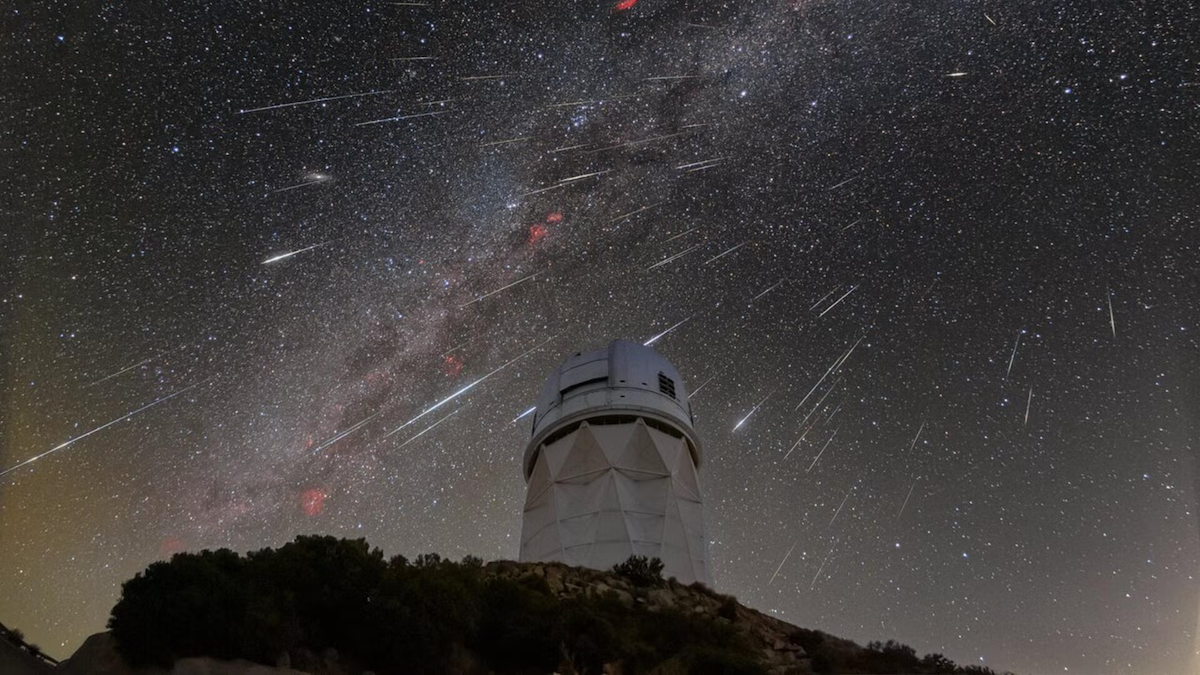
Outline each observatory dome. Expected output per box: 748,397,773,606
518,340,709,585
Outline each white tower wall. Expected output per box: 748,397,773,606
519,340,709,585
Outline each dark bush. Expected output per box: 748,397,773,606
612,554,665,587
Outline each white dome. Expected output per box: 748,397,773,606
522,340,701,479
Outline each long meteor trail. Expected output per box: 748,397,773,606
818,285,858,317
238,89,397,114
262,239,338,265
794,338,862,412
310,413,380,455
396,408,463,448
384,337,554,436
459,273,538,308
2,383,201,478
644,315,692,346
704,241,747,265
898,478,919,518
86,358,152,388
810,537,841,589
1006,331,1022,378
647,244,702,270
905,420,926,454
1108,290,1117,338
806,427,838,473
733,390,774,431
769,539,799,585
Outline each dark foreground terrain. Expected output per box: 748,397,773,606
8,537,1014,675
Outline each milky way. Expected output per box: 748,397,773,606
3,1,1198,673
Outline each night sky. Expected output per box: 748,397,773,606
3,1,1198,673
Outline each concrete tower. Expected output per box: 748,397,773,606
519,340,709,585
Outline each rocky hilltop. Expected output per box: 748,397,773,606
10,537,1010,675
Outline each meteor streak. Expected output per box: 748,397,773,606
829,484,853,526
806,427,838,473
946,72,969,77
797,377,840,429
733,390,774,431
384,337,554,436
272,174,331,193
481,136,533,147
905,420,926,454
898,478,919,518
809,287,838,311
609,202,663,223
86,358,151,388
355,110,450,126
460,74,514,81
794,338,861,412
643,315,692,346
1,383,201,478
675,157,726,170
1108,290,1116,338
769,540,799,585
261,239,338,264
238,89,397,114
810,538,840,589
753,279,786,301
827,175,858,190
518,183,567,198
550,143,590,153
662,227,699,244
397,408,463,448
1024,386,1033,425
459,273,539,308
647,244,702,270
817,285,858,317
1006,331,1022,378
703,241,747,265
511,406,536,424
310,413,380,455
558,169,610,183
689,374,717,400
784,426,813,460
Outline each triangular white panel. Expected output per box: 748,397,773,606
590,423,635,466
652,430,683,471
618,420,670,477
526,449,554,507
673,445,702,501
542,432,574,478
557,423,610,482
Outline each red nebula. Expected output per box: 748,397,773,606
528,224,548,245
546,212,563,223
158,536,186,559
443,353,465,376
301,488,327,517
614,0,638,10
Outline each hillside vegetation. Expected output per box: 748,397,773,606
108,535,1012,675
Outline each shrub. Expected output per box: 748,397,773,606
612,555,665,587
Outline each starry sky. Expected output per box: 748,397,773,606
2,0,1198,673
